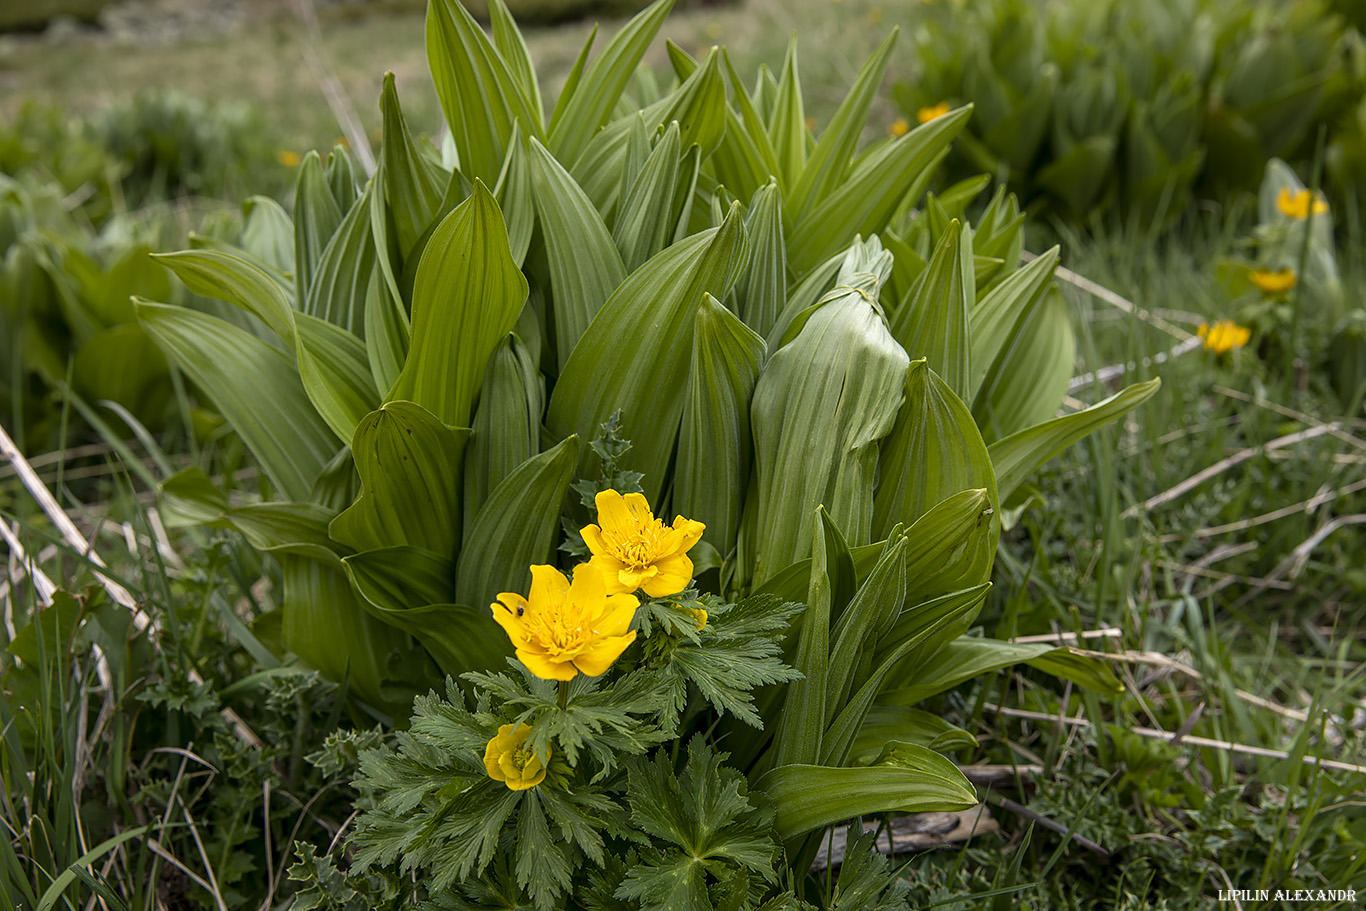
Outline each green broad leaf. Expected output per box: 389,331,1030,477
733,180,786,339
389,181,527,427
788,106,972,276
241,195,296,276
988,378,1162,502
973,286,1074,442
278,553,434,715
824,534,908,728
786,30,898,220
713,49,782,206
152,248,297,350
464,333,543,529
675,293,765,559
528,137,628,367
378,72,448,260
426,0,544,185
295,313,380,444
325,143,360,210
70,323,169,418
765,247,844,350
547,206,749,503
612,122,683,273
967,245,1058,402
880,636,1121,707
873,360,998,577
824,582,991,767
159,466,230,527
768,36,808,189
136,300,336,503
548,0,674,168
888,220,974,401
768,514,835,770
486,0,543,125
330,401,469,558
306,182,376,335
493,123,534,267
372,601,511,679
292,150,344,308
455,435,579,613
343,545,456,614
850,706,978,764
748,243,908,585
362,259,409,396
757,742,976,841
222,501,349,566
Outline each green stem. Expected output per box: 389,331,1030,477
557,680,569,711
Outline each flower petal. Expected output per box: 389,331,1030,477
491,596,529,648
517,648,578,681
484,742,507,781
589,554,633,594
640,553,694,597
618,564,660,590
572,631,637,677
668,516,706,554
580,522,608,556
528,564,570,609
598,593,640,637
569,561,606,608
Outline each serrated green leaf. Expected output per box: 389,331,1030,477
390,181,527,427
455,435,578,612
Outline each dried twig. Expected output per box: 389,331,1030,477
294,0,376,175
1025,250,1192,340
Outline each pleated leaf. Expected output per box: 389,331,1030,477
379,72,448,260
675,293,765,558
748,244,908,585
548,0,674,168
426,0,544,185
486,0,543,125
362,255,409,395
882,637,1122,707
390,182,527,428
330,401,469,558
768,36,808,190
241,195,295,276
757,743,975,841
344,545,456,615
296,312,380,444
455,435,579,612
734,180,786,338
888,221,974,401
352,601,512,679
152,248,296,350
612,122,683,272
136,300,334,503
547,206,749,502
303,177,374,334
973,286,1075,442
967,245,1059,402
292,151,343,307
464,333,545,531
528,138,628,367
989,378,1162,502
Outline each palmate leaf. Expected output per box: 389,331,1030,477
547,206,749,504
617,737,779,911
136,301,337,503
389,181,527,428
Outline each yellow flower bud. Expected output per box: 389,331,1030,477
1250,268,1296,295
483,723,547,790
1197,319,1251,355
917,101,951,124
1276,187,1329,220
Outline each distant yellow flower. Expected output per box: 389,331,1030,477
1198,320,1252,354
889,118,910,138
582,490,706,598
491,564,638,681
483,723,547,790
276,150,301,168
704,21,722,39
334,136,352,150
1276,187,1329,220
868,5,884,23
1250,268,1297,295
683,604,708,631
917,101,951,124
804,116,817,132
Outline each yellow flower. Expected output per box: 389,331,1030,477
276,150,301,168
581,490,706,597
889,117,910,138
1197,320,1252,354
1250,268,1297,295
483,723,547,790
492,564,638,681
1276,187,1329,220
683,605,708,631
867,5,884,23
917,101,951,124
704,22,722,39
804,116,817,132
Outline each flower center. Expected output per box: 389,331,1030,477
607,517,668,570
513,746,534,771
523,603,593,656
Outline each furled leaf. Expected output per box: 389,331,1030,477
973,286,1074,442
304,178,375,335
733,180,786,338
378,72,448,260
888,220,974,401
967,245,1058,402
464,333,544,529
292,151,344,307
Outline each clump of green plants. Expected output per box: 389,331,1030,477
896,0,1366,225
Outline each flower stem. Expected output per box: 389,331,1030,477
557,680,569,711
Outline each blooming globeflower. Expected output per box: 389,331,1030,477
1198,320,1252,354
491,563,638,681
1250,268,1296,295
917,101,951,124
1276,187,1329,220
483,723,547,790
581,490,706,597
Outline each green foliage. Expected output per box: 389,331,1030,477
898,0,1366,225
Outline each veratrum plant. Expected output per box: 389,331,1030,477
138,0,1153,874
